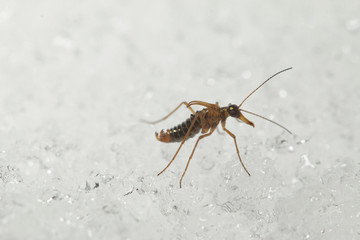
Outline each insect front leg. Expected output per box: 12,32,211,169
221,120,251,176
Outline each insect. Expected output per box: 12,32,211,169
144,68,293,188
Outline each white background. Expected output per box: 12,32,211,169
0,1,359,239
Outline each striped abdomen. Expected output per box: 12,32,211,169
156,113,201,143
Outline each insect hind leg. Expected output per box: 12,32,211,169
142,101,195,124
179,127,215,188
157,113,200,176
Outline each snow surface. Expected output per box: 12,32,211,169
1,0,359,239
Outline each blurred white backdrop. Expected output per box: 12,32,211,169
0,0,359,239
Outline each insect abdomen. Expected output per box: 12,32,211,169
156,114,201,143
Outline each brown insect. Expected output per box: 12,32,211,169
144,68,293,188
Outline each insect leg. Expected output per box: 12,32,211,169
179,128,215,188
157,113,200,176
221,120,251,176
188,101,219,109
142,101,196,124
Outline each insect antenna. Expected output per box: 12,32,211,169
239,108,292,134
238,67,292,108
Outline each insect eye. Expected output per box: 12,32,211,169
227,105,239,117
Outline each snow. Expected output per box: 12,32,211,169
0,0,359,239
